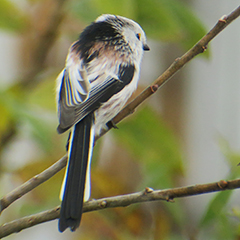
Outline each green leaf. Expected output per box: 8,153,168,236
114,106,184,188
22,111,55,152
136,0,207,51
214,214,238,240
0,88,25,122
163,0,207,50
92,0,137,18
113,106,186,227
0,0,28,32
69,0,137,22
199,212,238,240
68,0,101,23
200,136,240,229
27,74,57,111
218,135,240,171
0,89,56,151
200,190,233,227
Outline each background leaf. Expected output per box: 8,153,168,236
69,0,207,51
199,136,240,237
0,0,28,32
114,106,184,189
113,106,186,230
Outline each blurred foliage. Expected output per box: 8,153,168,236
198,136,240,239
16,157,64,214
0,0,28,32
69,0,207,52
0,0,238,239
114,107,184,189
0,80,56,152
113,106,187,234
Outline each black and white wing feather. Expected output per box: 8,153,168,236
56,53,90,133
57,48,135,134
57,14,149,232
57,43,135,232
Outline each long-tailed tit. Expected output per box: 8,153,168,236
56,14,149,232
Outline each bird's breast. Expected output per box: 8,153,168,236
93,71,139,137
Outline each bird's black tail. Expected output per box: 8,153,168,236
58,113,94,232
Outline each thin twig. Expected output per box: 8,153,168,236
0,4,240,238
0,179,239,238
0,155,67,212
96,5,240,140
1,4,240,216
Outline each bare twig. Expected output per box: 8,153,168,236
1,4,240,217
0,207,60,239
96,5,240,140
0,155,67,213
0,179,239,238
0,4,240,238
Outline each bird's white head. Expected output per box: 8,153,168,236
95,14,149,61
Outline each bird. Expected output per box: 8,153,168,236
56,14,149,232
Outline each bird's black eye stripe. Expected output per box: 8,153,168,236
136,33,141,40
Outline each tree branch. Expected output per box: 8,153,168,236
96,5,240,140
1,179,240,238
0,4,240,239
1,2,240,218
0,155,67,213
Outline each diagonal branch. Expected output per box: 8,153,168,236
1,4,240,238
1,4,240,217
1,179,240,238
97,5,240,139
0,155,67,213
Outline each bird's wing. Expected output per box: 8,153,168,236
56,49,92,131
57,52,135,133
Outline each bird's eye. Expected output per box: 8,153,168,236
136,33,141,40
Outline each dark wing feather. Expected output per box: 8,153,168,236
58,113,94,232
57,63,135,133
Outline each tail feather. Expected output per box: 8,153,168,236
59,113,94,232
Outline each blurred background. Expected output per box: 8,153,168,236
0,0,240,239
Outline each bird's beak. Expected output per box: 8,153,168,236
143,44,150,51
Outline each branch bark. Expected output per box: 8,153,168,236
0,4,240,239
0,155,67,212
1,179,240,238
97,5,240,140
